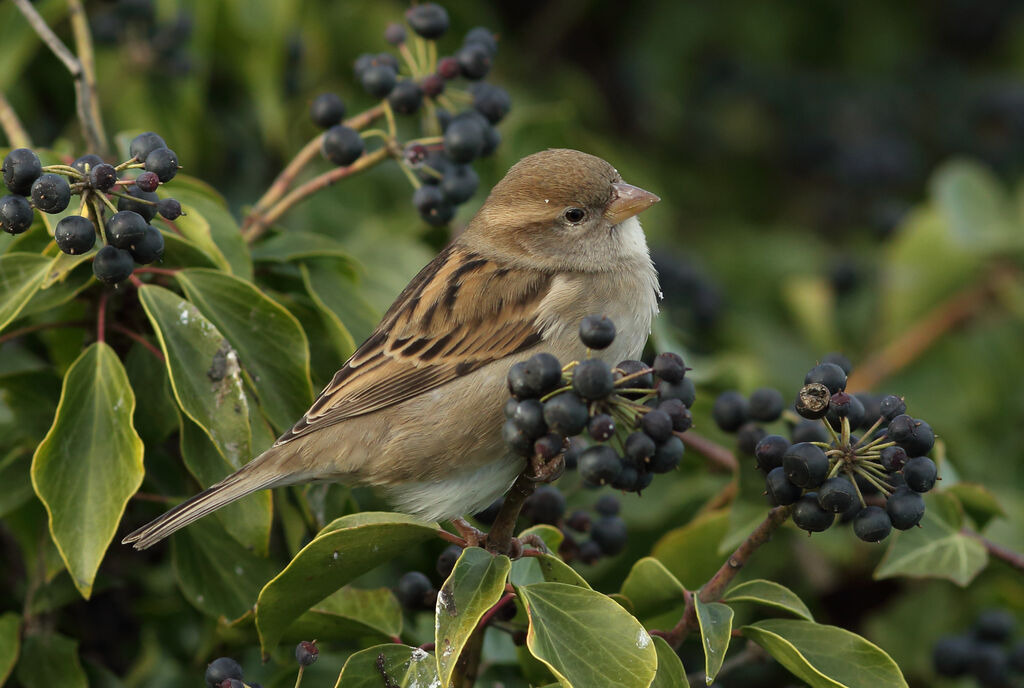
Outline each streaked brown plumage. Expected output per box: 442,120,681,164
122,149,660,549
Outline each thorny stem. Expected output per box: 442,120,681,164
0,92,31,148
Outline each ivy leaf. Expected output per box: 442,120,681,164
435,547,511,686
31,342,144,598
163,176,252,279
284,586,403,644
0,253,52,333
509,552,590,588
619,557,687,628
517,582,657,688
251,231,357,264
742,619,908,688
334,644,439,688
651,510,729,589
944,483,1006,530
0,612,19,686
721,579,813,621
875,491,987,586
15,632,87,688
300,258,379,353
694,597,733,683
651,636,689,688
255,512,438,657
931,159,1023,254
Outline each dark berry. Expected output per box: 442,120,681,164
131,225,165,265
712,390,748,432
108,210,148,250
611,465,640,491
455,43,491,80
878,395,906,420
93,245,135,284
640,409,673,443
900,418,934,457
360,63,398,98
805,362,847,394
615,360,653,390
30,174,71,214
933,635,973,677
353,53,375,77
396,571,433,609
413,185,453,226
578,445,622,487
2,148,42,196
879,446,907,472
144,147,178,182
89,163,118,191
649,435,684,473
503,419,534,456
310,92,346,128
658,399,692,432
594,495,619,516
437,544,461,579
821,352,853,375
480,123,501,157
54,216,96,255
437,56,460,79
591,516,627,556
534,433,563,460
658,377,696,407
765,466,802,506
792,493,835,533
205,658,243,687
322,125,364,167
511,399,547,439
130,132,167,162
573,359,614,400
855,393,882,426
524,353,563,396
588,414,615,442
624,432,656,466
886,488,925,530
795,383,830,420
117,186,159,222
439,164,478,204
421,74,444,98
748,387,784,422
853,505,892,542
543,392,589,436
405,3,449,39
791,419,829,443
579,315,616,349
975,609,1015,642
524,486,565,525
736,423,768,456
471,83,510,123
902,456,937,492
72,153,104,175
652,352,686,383
970,643,1009,686
388,80,424,115
443,115,485,163
783,442,829,488
405,143,429,167
415,150,452,185
384,22,406,45
566,509,590,532
578,539,602,564
135,170,160,193
157,198,182,220
754,435,789,472
826,392,865,431
464,27,498,55
295,640,318,666
0,195,34,234
817,476,858,513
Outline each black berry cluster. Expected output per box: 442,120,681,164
308,3,507,226
1,133,183,285
715,355,939,542
933,610,1024,687
559,494,629,565
203,656,262,688
394,545,471,613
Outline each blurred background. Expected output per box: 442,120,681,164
2,1,1024,686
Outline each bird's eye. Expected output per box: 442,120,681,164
563,207,586,223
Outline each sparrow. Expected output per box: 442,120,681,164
122,148,660,550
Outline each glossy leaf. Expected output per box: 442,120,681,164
517,582,657,688
256,512,438,656
0,449,32,519
436,548,511,686
945,483,1006,530
875,491,987,586
0,612,19,686
31,343,144,598
694,597,733,683
722,579,813,621
0,254,51,333
301,258,379,353
165,177,252,279
619,557,687,627
651,635,689,688
284,586,403,643
15,632,87,688
334,644,439,688
139,284,251,467
742,619,908,688
177,268,313,432
509,552,590,588
651,510,729,589
252,231,357,264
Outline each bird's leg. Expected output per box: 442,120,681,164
450,517,486,547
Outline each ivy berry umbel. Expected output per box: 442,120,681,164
716,358,940,542
1,131,185,285
309,2,509,227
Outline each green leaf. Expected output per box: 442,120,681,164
157,230,221,270
931,158,1023,254
252,231,357,264
0,612,20,686
651,636,689,688
875,491,987,586
171,516,278,621
164,177,252,279
694,597,733,683
179,414,272,554
945,483,1006,530
15,632,87,688
138,284,251,467
177,268,313,432
30,343,144,598
517,582,657,688
285,586,402,643
721,579,813,621
518,523,564,552
509,552,590,588
435,547,511,686
334,644,439,688
0,449,32,519
256,512,438,657
0,254,52,333
651,510,729,589
742,619,908,688
619,557,687,628
301,258,379,354
720,469,772,554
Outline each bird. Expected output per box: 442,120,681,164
122,148,661,550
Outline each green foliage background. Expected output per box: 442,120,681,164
1,1,1023,687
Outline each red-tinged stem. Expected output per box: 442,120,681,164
109,323,164,362
96,289,108,343
682,430,739,473
128,274,144,288
133,266,180,277
477,592,516,631
962,527,1024,574
436,529,469,547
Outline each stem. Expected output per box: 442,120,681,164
476,592,516,632
66,0,108,155
680,431,739,473
292,665,304,688
962,528,1024,574
486,473,536,555
0,92,31,147
853,415,885,449
0,319,90,345
110,323,164,362
96,289,108,344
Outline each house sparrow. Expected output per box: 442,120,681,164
123,148,660,550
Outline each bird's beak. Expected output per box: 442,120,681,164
604,182,660,225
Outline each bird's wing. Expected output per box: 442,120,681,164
275,245,552,444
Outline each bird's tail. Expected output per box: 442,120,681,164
122,449,290,550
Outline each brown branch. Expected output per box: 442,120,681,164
486,473,536,556
0,92,31,148
682,430,739,473
66,0,108,156
962,527,1024,574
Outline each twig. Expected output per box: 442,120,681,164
96,288,108,343
12,0,105,153
0,319,90,345
110,322,164,362
681,430,739,473
486,473,536,556
476,592,516,632
962,527,1024,574
66,0,107,156
0,92,31,148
